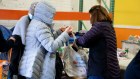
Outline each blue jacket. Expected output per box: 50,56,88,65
0,25,13,60
0,25,12,40
125,50,140,79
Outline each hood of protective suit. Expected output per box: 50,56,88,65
33,2,56,26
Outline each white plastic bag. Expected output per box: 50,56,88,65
63,45,87,78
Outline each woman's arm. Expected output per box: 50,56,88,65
76,23,102,48
53,29,62,39
36,26,71,52
53,26,68,39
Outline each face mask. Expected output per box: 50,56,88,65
28,13,33,19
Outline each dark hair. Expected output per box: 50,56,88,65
89,5,112,24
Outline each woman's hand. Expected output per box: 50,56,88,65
60,26,67,32
65,26,73,35
9,37,16,42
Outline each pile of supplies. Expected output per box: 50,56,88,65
121,35,140,55
117,35,140,59
118,35,140,70
127,35,140,44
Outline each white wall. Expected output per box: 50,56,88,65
0,0,110,31
0,0,79,31
0,0,75,11
83,0,110,30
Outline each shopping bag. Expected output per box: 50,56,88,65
63,45,87,78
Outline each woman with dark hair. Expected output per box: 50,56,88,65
73,5,120,79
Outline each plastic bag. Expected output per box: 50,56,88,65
63,46,87,78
